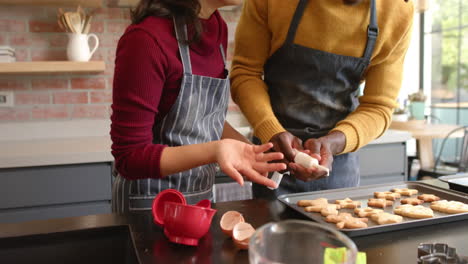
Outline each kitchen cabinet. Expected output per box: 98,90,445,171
0,162,112,224
358,142,407,186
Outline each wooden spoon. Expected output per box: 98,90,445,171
83,14,93,34
64,12,75,33
65,12,82,33
77,5,86,31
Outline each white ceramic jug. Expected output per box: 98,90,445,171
67,33,99,62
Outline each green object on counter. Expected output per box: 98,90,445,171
409,101,426,120
324,247,367,264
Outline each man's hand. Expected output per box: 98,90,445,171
268,131,346,182
303,130,346,176
269,132,318,181
269,131,304,162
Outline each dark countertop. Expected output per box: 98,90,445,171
1,180,467,264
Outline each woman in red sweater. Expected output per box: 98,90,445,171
110,0,285,212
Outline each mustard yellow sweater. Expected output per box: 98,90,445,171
230,0,414,153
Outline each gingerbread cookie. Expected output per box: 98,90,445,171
394,204,434,219
374,191,401,201
335,197,361,209
430,200,468,214
297,198,328,207
368,198,394,208
401,197,424,205
417,194,441,203
319,204,341,217
370,212,403,225
354,207,383,217
325,212,368,229
392,188,418,196
304,203,341,216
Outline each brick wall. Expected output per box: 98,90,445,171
0,4,242,122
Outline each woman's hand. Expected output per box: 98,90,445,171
216,139,287,188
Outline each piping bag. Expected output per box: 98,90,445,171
268,149,330,190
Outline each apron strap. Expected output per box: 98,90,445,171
362,0,379,61
219,44,226,67
285,0,379,61
173,17,193,75
285,0,308,45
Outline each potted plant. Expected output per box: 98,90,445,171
408,91,427,120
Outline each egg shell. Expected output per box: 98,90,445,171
220,210,245,236
232,222,255,250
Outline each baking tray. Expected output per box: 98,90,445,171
0,225,140,264
438,173,468,193
278,182,468,237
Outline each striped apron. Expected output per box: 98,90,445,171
112,18,230,213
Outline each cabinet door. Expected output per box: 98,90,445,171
0,202,111,224
358,143,407,186
0,163,112,210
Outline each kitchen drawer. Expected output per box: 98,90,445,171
358,143,407,178
0,163,112,210
0,201,111,224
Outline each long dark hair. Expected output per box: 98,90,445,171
131,0,203,43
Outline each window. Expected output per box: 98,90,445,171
424,0,468,161
425,0,468,111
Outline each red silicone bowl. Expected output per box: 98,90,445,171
152,189,186,226
163,201,217,246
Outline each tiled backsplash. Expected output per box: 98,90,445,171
0,4,242,122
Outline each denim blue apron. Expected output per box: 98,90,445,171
113,18,230,212
253,0,378,198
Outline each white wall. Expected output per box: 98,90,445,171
399,12,422,109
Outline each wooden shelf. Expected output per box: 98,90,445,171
0,61,105,75
0,0,102,8
117,0,137,7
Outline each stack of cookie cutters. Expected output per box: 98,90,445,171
418,243,468,264
151,189,216,246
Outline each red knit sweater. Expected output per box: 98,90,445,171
111,11,228,180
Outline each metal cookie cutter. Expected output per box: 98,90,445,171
418,243,468,264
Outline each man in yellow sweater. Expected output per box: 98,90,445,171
230,0,414,196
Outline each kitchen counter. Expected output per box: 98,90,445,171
366,129,412,145
0,120,113,169
0,136,112,169
0,180,466,264
0,119,411,169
